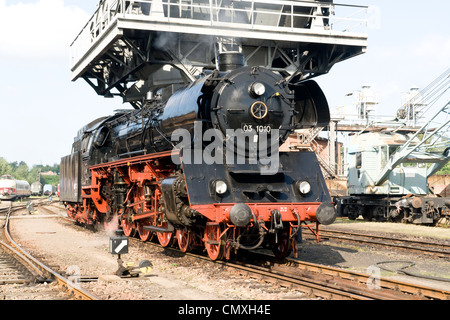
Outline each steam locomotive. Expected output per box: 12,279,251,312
60,53,336,260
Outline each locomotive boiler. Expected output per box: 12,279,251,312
60,54,336,260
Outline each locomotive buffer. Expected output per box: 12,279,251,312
70,0,368,107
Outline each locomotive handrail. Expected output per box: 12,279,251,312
70,0,367,69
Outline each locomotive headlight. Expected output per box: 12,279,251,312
215,180,228,195
297,181,311,195
250,82,266,97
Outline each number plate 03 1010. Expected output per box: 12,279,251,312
241,123,273,133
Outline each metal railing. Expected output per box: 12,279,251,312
70,0,367,68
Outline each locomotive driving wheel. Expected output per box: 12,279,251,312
176,229,192,253
137,219,153,241
120,208,136,237
204,223,225,261
121,217,136,237
157,222,174,247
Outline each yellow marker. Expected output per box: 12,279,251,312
140,267,153,274
139,260,153,274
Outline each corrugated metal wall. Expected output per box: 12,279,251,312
59,152,81,202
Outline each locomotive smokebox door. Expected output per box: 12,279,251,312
109,229,129,255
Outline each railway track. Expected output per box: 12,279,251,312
317,228,450,258
222,253,449,300
6,201,448,300
0,201,98,300
0,242,37,285
0,199,50,215
281,257,450,300
134,238,450,300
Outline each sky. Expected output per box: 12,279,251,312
0,0,449,167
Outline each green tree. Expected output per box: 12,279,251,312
0,158,13,176
437,162,450,175
27,166,41,183
14,162,29,181
0,159,60,185
42,175,59,186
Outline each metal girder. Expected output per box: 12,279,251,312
70,0,368,106
374,101,450,186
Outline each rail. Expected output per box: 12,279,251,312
70,0,368,68
136,237,450,300
2,201,99,300
319,229,450,258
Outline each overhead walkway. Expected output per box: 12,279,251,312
70,0,368,107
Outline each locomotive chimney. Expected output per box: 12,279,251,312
218,52,245,72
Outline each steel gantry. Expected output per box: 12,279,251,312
70,0,368,108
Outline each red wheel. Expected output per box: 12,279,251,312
176,229,192,253
272,228,292,259
137,220,153,241
120,209,136,237
157,223,174,247
121,217,136,237
204,223,225,261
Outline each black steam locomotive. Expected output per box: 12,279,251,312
60,53,336,260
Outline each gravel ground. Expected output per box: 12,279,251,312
2,202,450,300
303,219,450,290
5,204,309,300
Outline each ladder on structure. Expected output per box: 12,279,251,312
293,127,340,179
